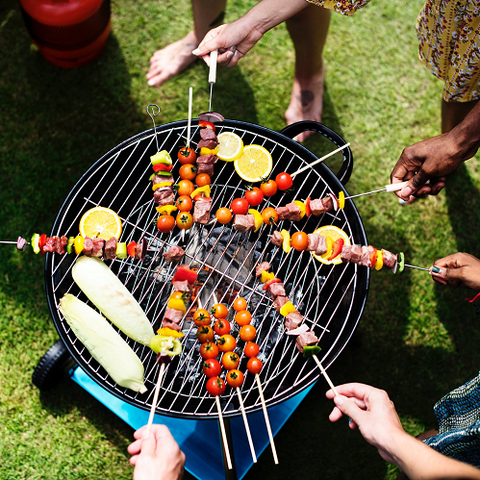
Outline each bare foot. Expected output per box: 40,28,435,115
147,31,200,87
284,66,325,142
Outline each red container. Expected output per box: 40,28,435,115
19,0,111,68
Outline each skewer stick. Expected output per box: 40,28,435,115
236,387,257,463
146,361,167,431
312,355,339,396
186,87,193,148
215,395,233,470
255,374,279,464
291,143,350,178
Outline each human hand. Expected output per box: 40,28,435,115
326,383,407,464
128,425,185,480
431,252,480,290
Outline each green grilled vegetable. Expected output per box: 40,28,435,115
59,294,147,393
72,256,154,346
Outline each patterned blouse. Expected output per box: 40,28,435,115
306,0,480,102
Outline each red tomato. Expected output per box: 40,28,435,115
215,207,232,224
234,310,252,326
221,351,240,370
176,195,193,212
193,309,211,327
213,318,231,336
156,214,175,233
206,376,226,396
200,341,219,359
218,334,236,352
239,324,257,342
260,179,278,197
245,187,264,207
226,369,244,388
275,172,293,191
244,341,260,358
211,303,228,319
246,357,263,374
232,297,247,312
179,164,197,181
202,358,222,378
261,207,278,225
230,197,249,215
196,325,214,344
178,147,196,164
176,212,193,230
177,179,195,196
195,173,211,187
291,231,309,251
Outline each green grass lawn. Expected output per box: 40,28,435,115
1,0,480,479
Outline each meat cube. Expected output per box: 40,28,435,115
172,280,191,293
152,174,174,185
56,236,68,254
196,153,218,166
295,330,319,353
267,281,286,299
309,199,327,216
197,138,218,150
276,206,290,221
164,307,184,324
255,261,271,277
91,238,105,258
193,199,212,224
350,244,363,264
273,295,289,312
270,231,283,247
381,249,398,270
321,196,334,211
340,244,352,263
161,319,182,331
104,237,118,260
163,245,185,263
307,233,327,255
233,214,255,232
196,162,215,177
153,186,175,206
285,203,302,221
359,245,376,268
285,311,303,330
315,235,328,255
41,236,56,253
200,128,218,142
83,237,94,257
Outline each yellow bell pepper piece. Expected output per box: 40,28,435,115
324,236,333,259
190,185,211,198
280,229,291,253
260,270,275,283
152,182,173,191
74,235,85,255
156,327,184,338
248,209,263,232
375,250,384,271
156,205,178,215
167,298,187,313
280,301,297,317
200,147,219,156
293,200,306,219
338,191,345,210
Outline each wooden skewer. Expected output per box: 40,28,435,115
255,373,279,464
146,361,167,431
215,395,233,470
291,143,351,178
186,87,193,148
236,386,257,463
312,355,339,396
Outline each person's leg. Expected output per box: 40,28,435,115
442,99,478,133
284,5,331,142
147,0,226,87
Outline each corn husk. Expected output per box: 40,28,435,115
59,294,147,393
72,256,154,346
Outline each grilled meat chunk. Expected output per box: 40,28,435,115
233,214,255,232
91,238,105,258
161,319,182,331
273,295,289,312
200,128,218,142
307,233,328,255
270,230,283,247
255,261,271,277
154,186,175,206
381,249,398,269
193,198,212,224
197,139,218,150
173,280,191,293
82,237,94,257
267,281,286,299
295,330,319,353
277,203,302,222
164,307,184,324
285,311,303,330
104,237,118,260
152,174,174,185
163,245,185,263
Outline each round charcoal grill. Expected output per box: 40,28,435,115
45,119,369,419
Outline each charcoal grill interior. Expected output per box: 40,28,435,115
45,119,369,419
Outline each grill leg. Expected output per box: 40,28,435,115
218,417,237,479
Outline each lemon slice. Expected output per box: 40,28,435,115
79,207,123,240
216,132,244,162
312,225,351,265
234,144,273,182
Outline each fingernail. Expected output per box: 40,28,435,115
192,48,199,55
148,79,155,87
226,51,233,59
398,199,406,206
229,46,236,51
401,187,413,197
431,266,440,274
348,417,354,426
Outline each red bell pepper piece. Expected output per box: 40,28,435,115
173,267,198,284
369,246,378,269
263,278,282,291
305,197,311,217
328,238,344,261
38,234,47,252
127,241,137,258
152,163,173,173
198,120,216,131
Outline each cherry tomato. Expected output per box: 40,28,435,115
213,318,231,336
176,195,193,212
221,351,240,370
230,197,249,215
206,376,225,396
211,303,229,319
246,357,263,374
244,341,260,358
261,207,278,225
169,291,189,303
196,325,214,343
218,334,236,352
226,369,244,388
232,297,247,312
193,308,211,327
178,146,196,164
177,179,195,196
275,172,293,191
245,187,264,207
215,207,233,224
260,179,278,197
239,324,257,342
157,214,175,233
202,358,222,378
234,310,252,326
291,231,309,251
199,341,219,359
195,173,211,187
179,164,197,181
176,212,193,230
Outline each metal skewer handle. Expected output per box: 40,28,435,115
345,181,409,200
208,50,218,112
